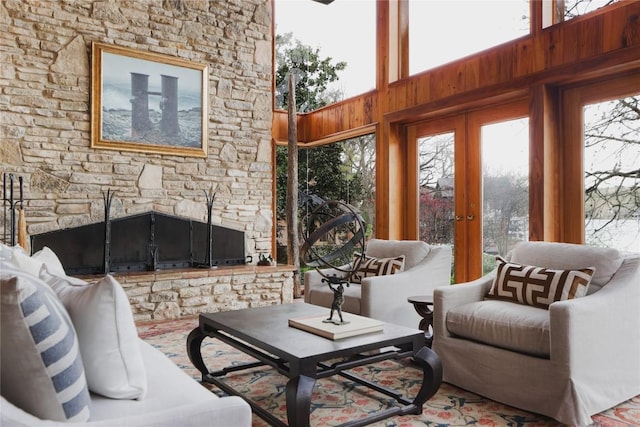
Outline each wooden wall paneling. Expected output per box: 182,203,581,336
405,124,419,240
466,115,483,280
453,116,471,281
513,37,541,78
375,0,391,238
529,85,545,242
542,84,562,242
410,75,427,108
398,0,410,81
577,14,604,60
376,120,390,238
272,110,288,143
478,50,512,88
529,84,561,242
559,87,584,243
430,67,457,101
298,94,379,144
530,0,544,34
537,27,566,70
364,93,378,125
462,56,481,93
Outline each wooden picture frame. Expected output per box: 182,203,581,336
91,42,208,157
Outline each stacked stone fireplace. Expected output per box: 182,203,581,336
1,0,289,321
28,212,294,322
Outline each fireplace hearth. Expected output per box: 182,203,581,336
30,211,246,275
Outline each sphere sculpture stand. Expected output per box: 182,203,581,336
300,200,366,327
322,275,349,325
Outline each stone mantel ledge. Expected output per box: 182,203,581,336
76,265,297,322
76,264,297,282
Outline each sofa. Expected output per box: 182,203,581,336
433,241,640,426
0,244,252,427
305,238,452,329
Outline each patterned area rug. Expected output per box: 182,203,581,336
137,317,639,427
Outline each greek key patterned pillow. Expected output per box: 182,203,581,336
486,256,595,309
351,253,405,284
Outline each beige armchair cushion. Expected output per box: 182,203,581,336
446,300,551,357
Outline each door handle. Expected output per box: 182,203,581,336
455,215,463,221
467,215,475,220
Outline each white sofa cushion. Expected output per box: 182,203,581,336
366,238,430,270
9,246,67,277
0,341,253,427
509,241,623,293
446,299,551,357
88,341,252,426
41,269,147,400
0,264,91,422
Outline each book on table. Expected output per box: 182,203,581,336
288,312,384,340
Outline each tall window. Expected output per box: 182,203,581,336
409,0,529,75
584,97,640,252
418,132,455,247
481,118,529,273
275,135,376,263
274,0,375,104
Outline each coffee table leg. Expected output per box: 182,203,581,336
411,346,443,408
285,375,315,427
186,327,208,378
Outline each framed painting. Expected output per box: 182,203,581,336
91,42,208,157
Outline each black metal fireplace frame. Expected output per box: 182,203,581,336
30,210,246,276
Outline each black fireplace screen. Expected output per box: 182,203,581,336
30,211,245,275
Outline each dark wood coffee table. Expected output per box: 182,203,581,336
187,302,442,427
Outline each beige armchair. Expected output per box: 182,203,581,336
304,238,452,329
433,241,640,426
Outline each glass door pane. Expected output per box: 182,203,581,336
418,131,455,276
481,118,529,273
584,97,640,252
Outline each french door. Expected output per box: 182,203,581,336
408,100,529,282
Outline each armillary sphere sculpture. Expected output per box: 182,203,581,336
300,200,366,325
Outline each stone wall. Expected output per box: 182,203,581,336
80,265,296,322
0,0,274,259
0,0,293,316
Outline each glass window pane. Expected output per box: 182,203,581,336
409,0,529,75
584,97,640,252
481,118,529,273
418,132,455,246
564,0,620,20
276,135,376,263
274,0,375,103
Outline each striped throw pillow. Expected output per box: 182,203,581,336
486,256,595,309
351,253,405,284
0,270,91,422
